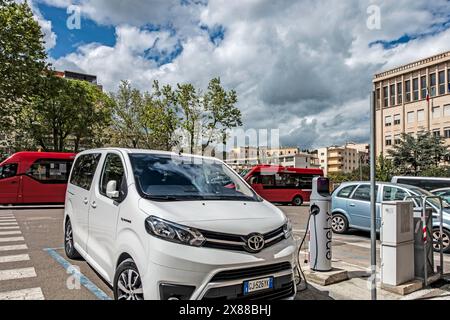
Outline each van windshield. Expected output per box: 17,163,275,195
129,154,260,202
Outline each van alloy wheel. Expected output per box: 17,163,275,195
433,229,450,253
117,269,144,300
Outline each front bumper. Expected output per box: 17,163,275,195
142,236,297,300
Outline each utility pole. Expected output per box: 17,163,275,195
370,90,377,300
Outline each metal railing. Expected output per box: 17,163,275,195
405,195,444,286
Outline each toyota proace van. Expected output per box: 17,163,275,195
64,148,297,300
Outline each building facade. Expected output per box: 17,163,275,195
374,51,450,156
316,143,369,176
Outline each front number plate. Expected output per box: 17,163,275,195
243,277,274,295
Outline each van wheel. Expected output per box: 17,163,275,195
432,228,450,253
292,196,303,206
114,259,144,300
64,219,81,259
332,214,349,234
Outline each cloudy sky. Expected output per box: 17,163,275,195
26,0,450,149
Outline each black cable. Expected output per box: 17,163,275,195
295,209,313,291
313,214,319,271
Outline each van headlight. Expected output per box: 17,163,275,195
283,220,293,239
145,216,205,247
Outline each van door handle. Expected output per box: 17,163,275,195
83,198,89,205
91,201,97,209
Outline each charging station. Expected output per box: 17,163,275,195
309,177,332,272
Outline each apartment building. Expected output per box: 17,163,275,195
373,51,450,156
225,147,319,171
316,143,369,176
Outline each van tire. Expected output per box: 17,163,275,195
292,196,303,206
114,258,144,300
64,219,81,260
332,213,349,234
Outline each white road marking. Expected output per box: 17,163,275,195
0,231,21,236
0,267,36,281
0,287,44,300
0,223,18,226
0,220,17,223
0,254,30,263
0,216,15,220
0,244,28,252
0,226,20,230
0,237,24,243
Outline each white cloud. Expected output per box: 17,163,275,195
39,0,450,148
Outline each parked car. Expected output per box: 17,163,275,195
331,182,450,253
0,152,76,205
431,188,450,204
244,165,323,206
64,148,296,300
391,176,450,191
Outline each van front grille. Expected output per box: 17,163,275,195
211,262,292,282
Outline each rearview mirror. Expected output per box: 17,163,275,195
106,180,120,199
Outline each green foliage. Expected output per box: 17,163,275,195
376,154,395,182
388,132,449,175
18,73,112,152
0,0,47,131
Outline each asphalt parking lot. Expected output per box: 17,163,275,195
0,206,449,300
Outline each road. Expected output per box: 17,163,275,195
0,206,449,300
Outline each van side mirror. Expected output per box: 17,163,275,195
106,180,120,199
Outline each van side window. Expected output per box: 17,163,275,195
0,164,18,180
337,185,356,198
27,159,73,183
100,154,125,196
70,154,101,191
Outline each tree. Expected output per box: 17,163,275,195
18,73,112,152
388,132,449,175
0,0,47,131
376,154,396,182
176,83,202,154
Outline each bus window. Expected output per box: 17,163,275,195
0,163,18,180
261,174,275,188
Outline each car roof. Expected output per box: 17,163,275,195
338,181,420,190
75,148,220,162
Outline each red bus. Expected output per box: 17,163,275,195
243,165,324,206
0,152,76,205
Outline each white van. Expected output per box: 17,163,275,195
63,148,297,300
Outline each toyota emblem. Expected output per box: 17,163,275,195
246,233,265,252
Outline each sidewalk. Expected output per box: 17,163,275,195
295,260,450,300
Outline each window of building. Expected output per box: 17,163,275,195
430,73,437,97
407,111,415,124
385,136,392,146
397,82,402,104
432,106,441,119
405,80,411,102
394,134,401,145
383,86,389,107
417,109,425,122
433,130,441,138
448,69,450,94
394,114,401,125
385,115,392,127
420,76,427,100
439,71,445,95
390,84,396,105
413,78,419,101
376,88,381,108
444,127,450,139
444,105,450,117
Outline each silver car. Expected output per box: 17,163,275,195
331,182,450,253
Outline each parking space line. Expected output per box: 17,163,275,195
0,267,36,281
44,248,112,300
0,231,21,236
0,287,44,300
0,244,28,252
0,237,25,243
0,254,30,263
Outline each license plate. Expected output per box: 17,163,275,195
243,277,274,295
